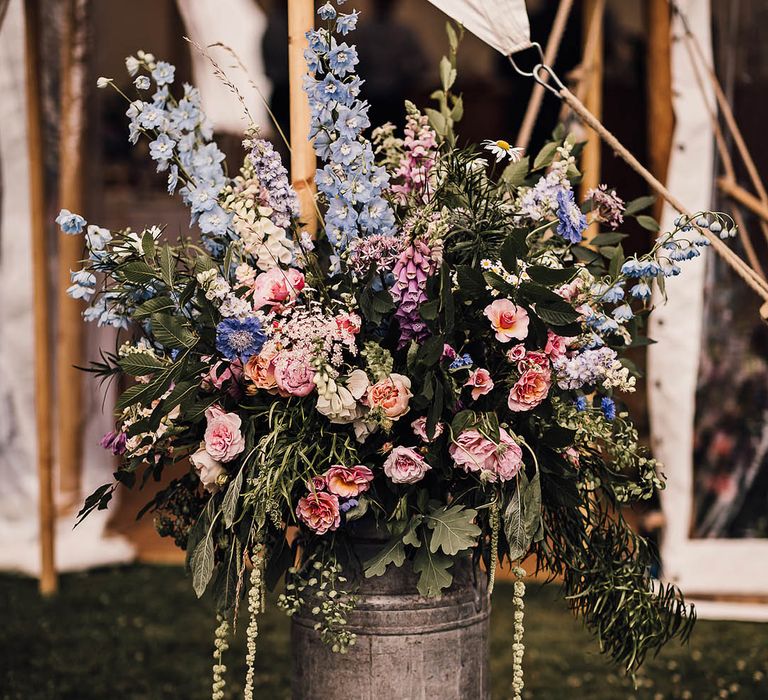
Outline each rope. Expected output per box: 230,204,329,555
515,0,574,149
559,86,768,301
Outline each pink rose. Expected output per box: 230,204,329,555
411,416,445,442
465,368,494,400
366,373,412,420
307,475,327,491
564,447,580,468
449,428,523,482
506,344,527,363
202,359,243,397
244,346,279,391
252,267,305,309
324,465,374,498
383,446,431,484
483,299,529,343
295,492,341,534
190,446,226,492
274,351,316,397
507,367,552,412
545,330,567,360
520,351,549,372
203,407,245,462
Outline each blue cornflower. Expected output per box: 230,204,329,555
330,137,363,166
575,395,587,411
317,2,336,20
216,317,266,363
85,225,111,251
134,75,150,90
601,397,616,421
336,11,359,35
167,165,179,195
630,281,652,301
56,209,86,234
151,61,176,86
149,133,176,170
327,42,359,77
449,353,473,370
335,103,370,139
612,304,634,321
198,205,231,237
555,188,587,243
67,269,96,301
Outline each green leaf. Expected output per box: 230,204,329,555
413,537,454,597
190,533,215,598
636,215,660,232
526,266,577,285
451,409,477,437
533,141,558,170
503,470,542,562
363,535,406,578
456,265,486,297
450,95,464,122
151,313,197,349
425,107,447,137
446,21,458,52
535,302,581,326
439,55,456,91
609,244,625,278
426,504,481,556
419,299,440,321
483,271,516,296
159,244,175,288
194,254,216,276
132,296,176,320
501,155,530,187
117,352,167,376
221,468,243,528
120,261,158,285
590,231,628,246
141,230,156,260
623,194,656,216
415,335,444,368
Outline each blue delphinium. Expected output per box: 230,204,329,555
304,1,396,250
56,209,86,234
601,396,616,421
216,317,267,363
555,188,587,243
67,269,96,301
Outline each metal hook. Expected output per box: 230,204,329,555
532,63,566,97
507,41,546,78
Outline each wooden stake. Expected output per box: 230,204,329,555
579,0,605,243
646,0,674,221
287,0,317,235
56,0,88,509
719,177,768,224
24,0,57,595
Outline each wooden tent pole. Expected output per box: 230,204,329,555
287,0,317,235
23,0,57,595
56,0,88,510
579,0,605,243
646,0,675,222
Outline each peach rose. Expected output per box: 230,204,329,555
190,446,226,493
324,465,374,498
449,428,523,482
244,347,279,391
296,492,341,534
383,446,431,484
366,373,412,420
465,368,494,400
507,367,551,412
203,406,245,462
506,344,527,363
411,416,445,442
483,299,529,343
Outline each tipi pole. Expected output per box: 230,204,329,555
287,0,317,235
23,0,57,595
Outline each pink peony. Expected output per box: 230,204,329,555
203,406,245,462
483,299,529,343
274,351,316,397
295,492,341,534
507,367,552,412
545,330,567,360
366,373,412,420
324,465,374,498
411,416,444,442
465,368,494,400
190,446,226,493
383,446,431,484
251,267,305,309
449,428,523,482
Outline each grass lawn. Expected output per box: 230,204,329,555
1,565,767,699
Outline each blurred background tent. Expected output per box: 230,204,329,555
1,0,768,618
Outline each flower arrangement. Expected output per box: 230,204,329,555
60,2,729,691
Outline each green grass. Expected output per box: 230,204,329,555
1,565,767,699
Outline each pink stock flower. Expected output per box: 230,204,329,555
274,351,316,397
383,446,431,484
203,406,246,462
465,368,494,400
251,267,305,309
366,373,412,420
507,367,552,412
411,416,444,442
295,492,341,534
545,330,567,360
483,299,529,343
449,428,523,482
324,465,374,498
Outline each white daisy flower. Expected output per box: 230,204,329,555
482,139,525,163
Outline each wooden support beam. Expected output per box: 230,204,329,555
719,177,768,224
287,0,317,235
23,0,57,595
56,0,89,509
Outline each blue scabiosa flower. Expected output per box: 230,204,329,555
151,61,175,86
56,209,86,234
216,317,266,363
601,397,616,421
555,188,587,243
575,395,587,411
